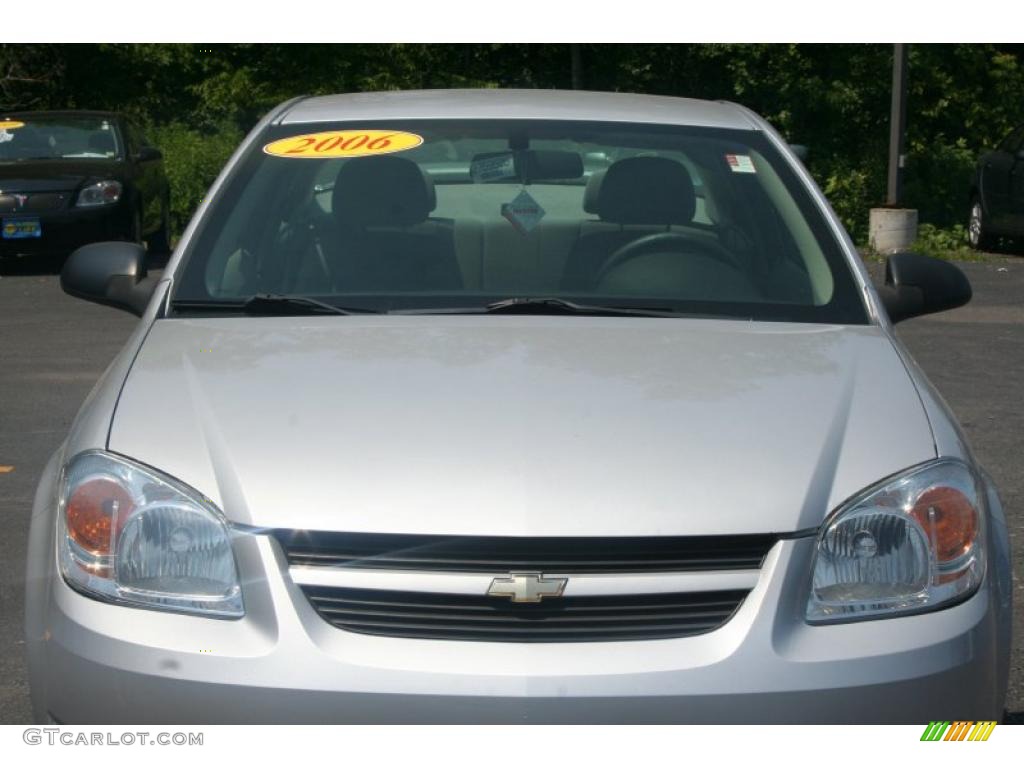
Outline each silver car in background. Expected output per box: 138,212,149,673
25,90,1012,723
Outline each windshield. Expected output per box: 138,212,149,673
172,119,867,324
0,116,123,161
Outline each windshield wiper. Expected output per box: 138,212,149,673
487,296,679,315
394,297,680,317
172,294,379,316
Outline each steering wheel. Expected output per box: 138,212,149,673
595,232,745,286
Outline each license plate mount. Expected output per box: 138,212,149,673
2,217,42,239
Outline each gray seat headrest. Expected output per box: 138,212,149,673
596,157,696,225
332,155,436,228
582,170,605,215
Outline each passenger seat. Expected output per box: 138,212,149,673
319,156,463,293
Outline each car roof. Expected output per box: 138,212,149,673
280,89,759,131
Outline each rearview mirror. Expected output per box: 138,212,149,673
134,146,162,163
470,150,583,183
61,242,156,317
879,252,972,323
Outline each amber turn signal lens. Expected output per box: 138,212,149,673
65,477,135,554
910,486,978,563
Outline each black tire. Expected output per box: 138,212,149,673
1002,237,1024,256
968,196,995,251
146,199,171,256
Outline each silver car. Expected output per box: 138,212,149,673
25,89,1012,723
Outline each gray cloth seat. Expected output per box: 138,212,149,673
561,157,698,291
322,155,463,293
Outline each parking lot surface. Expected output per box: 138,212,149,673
0,260,1021,723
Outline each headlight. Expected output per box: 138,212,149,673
806,459,984,623
76,180,122,207
59,451,243,618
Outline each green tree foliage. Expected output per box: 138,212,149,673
1,44,1021,241
147,122,243,234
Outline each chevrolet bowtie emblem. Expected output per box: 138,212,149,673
487,573,568,603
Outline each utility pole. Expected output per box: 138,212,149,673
570,44,584,90
886,44,909,206
870,43,917,253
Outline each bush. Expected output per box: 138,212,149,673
819,163,883,244
910,223,973,259
147,122,244,238
902,141,976,229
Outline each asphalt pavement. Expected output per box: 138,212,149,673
0,259,1021,723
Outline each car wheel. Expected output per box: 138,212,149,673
1003,237,1024,256
146,200,171,256
968,198,994,251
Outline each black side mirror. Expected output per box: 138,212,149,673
134,146,162,163
61,242,156,317
879,252,972,323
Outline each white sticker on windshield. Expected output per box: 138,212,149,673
471,153,517,183
726,154,756,174
501,189,546,235
0,130,12,144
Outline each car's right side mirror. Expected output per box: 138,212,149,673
879,252,972,323
61,241,156,317
135,146,163,163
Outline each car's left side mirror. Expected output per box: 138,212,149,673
61,241,156,317
879,252,972,323
135,146,162,163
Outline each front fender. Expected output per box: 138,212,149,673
25,446,64,723
982,468,1013,716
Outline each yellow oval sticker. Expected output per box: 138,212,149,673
0,120,25,130
264,130,423,159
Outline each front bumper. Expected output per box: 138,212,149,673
29,533,1008,724
0,203,132,259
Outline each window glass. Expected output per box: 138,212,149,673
0,116,123,161
172,119,867,324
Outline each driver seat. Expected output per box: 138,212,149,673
561,157,697,291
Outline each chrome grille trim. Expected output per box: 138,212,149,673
288,565,761,596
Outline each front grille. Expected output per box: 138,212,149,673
274,530,777,573
301,585,749,642
0,192,68,213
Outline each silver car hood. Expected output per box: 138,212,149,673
108,316,935,536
